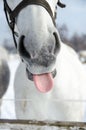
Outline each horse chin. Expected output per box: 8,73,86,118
26,68,57,81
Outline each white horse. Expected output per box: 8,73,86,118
5,0,86,122
0,46,10,115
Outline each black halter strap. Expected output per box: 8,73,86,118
3,0,66,48
3,0,18,48
10,0,55,25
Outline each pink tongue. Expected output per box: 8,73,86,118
33,73,54,93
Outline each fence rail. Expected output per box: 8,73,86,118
0,119,86,130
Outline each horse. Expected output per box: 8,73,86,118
0,46,10,115
4,0,86,122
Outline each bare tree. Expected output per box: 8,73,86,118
58,24,86,52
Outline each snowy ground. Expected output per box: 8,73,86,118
0,55,86,122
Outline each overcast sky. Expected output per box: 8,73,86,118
57,0,86,37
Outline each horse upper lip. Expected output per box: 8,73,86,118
26,68,57,81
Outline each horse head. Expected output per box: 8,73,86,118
4,0,65,92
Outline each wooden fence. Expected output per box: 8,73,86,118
0,119,86,130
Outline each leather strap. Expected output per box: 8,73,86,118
10,0,55,25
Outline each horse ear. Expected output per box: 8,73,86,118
57,0,66,8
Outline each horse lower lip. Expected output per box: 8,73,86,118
26,68,57,81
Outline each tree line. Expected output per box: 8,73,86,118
58,24,86,52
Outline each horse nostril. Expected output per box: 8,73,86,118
53,32,60,54
19,35,31,59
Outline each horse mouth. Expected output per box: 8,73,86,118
26,68,57,93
